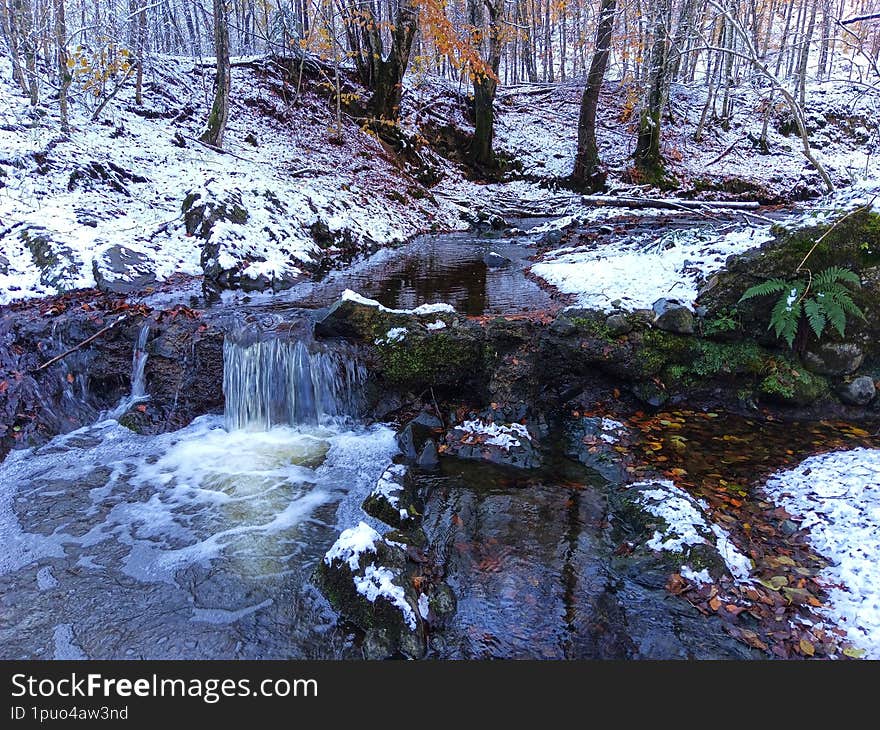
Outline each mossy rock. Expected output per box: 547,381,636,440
377,329,484,392
758,363,830,406
697,209,880,362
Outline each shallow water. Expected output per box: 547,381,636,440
0,416,397,659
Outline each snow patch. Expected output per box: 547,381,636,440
764,448,880,658
323,521,380,571
455,420,532,451
342,289,455,316
634,480,753,583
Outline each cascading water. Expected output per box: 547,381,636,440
107,324,151,420
223,335,366,431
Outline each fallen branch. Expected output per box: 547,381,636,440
35,314,129,372
582,195,760,211
706,136,744,167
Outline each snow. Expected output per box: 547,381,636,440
372,463,410,519
763,448,880,658
426,320,447,331
0,56,460,305
531,224,774,311
680,566,712,587
599,417,625,444
455,420,532,451
342,289,455,316
633,480,753,583
418,592,430,620
323,521,380,571
385,328,407,343
354,564,417,631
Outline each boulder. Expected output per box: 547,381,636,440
417,439,440,470
653,298,695,335
396,411,443,464
802,342,864,376
605,313,633,336
445,416,540,469
484,251,512,268
92,245,157,295
361,463,421,530
837,376,876,406
19,226,81,290
314,522,425,659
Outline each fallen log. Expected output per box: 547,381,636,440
581,195,761,211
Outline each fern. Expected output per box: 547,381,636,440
738,267,863,349
739,278,790,301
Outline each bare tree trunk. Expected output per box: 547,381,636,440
572,0,617,190
1,0,28,92
134,0,147,105
470,0,504,168
201,0,231,147
15,0,38,105
634,0,671,182
54,0,68,133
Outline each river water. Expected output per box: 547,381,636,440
0,212,873,659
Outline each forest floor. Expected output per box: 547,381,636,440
2,52,879,304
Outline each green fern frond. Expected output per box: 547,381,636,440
814,266,861,289
739,278,791,302
803,299,827,340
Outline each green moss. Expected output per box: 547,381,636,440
759,360,829,405
378,331,482,390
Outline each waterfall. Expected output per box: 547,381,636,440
108,324,150,420
223,336,366,431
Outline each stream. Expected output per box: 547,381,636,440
0,212,875,659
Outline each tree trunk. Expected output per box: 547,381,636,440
634,0,670,181
135,0,147,105
571,0,617,191
352,0,418,125
469,0,504,168
16,0,38,105
54,0,68,133
1,0,28,93
201,0,231,147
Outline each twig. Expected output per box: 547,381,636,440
183,135,258,164
796,196,878,274
35,315,129,372
706,136,744,167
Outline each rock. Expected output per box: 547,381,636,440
652,298,695,335
539,229,564,246
0,251,8,275
445,416,541,469
802,342,864,376
427,583,457,620
18,226,81,290
838,376,876,406
632,309,657,327
484,251,512,268
183,189,249,239
396,412,443,464
244,132,259,147
92,245,157,294
605,313,633,336
631,381,669,408
314,522,425,659
361,464,421,530
416,439,439,470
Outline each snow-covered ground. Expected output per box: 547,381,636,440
492,77,880,193
764,449,880,658
531,223,774,311
0,56,461,304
